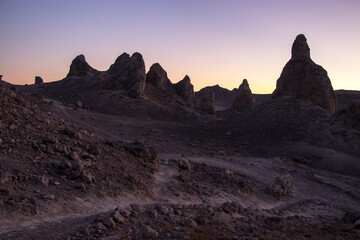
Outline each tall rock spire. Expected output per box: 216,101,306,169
273,34,337,113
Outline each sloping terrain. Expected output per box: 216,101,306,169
1,84,359,239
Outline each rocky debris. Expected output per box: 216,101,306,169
272,34,337,113
199,88,216,115
0,85,157,226
146,63,172,89
221,201,243,214
174,75,196,106
123,141,158,166
268,174,293,197
232,79,255,111
34,76,43,85
107,52,146,98
66,54,98,77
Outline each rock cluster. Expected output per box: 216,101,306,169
34,76,43,85
273,34,337,113
106,52,146,98
232,79,255,111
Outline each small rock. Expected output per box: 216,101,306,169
76,101,83,108
120,208,132,218
94,222,106,231
33,175,49,187
159,206,171,215
140,225,159,239
221,201,240,214
95,213,106,221
130,203,143,213
178,159,192,171
103,217,116,229
42,194,55,200
9,124,16,130
113,211,125,223
184,218,198,228
80,227,90,236
75,183,86,192
149,209,158,219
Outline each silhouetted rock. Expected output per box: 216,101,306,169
107,53,130,75
232,79,255,111
107,52,146,98
273,34,337,113
35,76,43,85
199,88,216,115
146,63,172,89
67,55,97,77
175,75,195,106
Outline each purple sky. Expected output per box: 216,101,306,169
0,0,359,93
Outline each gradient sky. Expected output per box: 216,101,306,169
0,0,359,93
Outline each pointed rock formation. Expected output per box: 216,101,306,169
107,53,130,75
107,52,146,98
199,88,216,115
67,55,97,77
146,63,172,89
273,34,337,113
35,76,43,85
174,75,195,106
232,79,255,111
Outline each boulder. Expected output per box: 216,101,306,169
35,76,43,85
199,88,216,115
66,54,97,77
175,75,195,106
232,79,255,111
273,34,337,113
146,63,172,89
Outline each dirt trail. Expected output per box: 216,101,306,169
47,99,127,142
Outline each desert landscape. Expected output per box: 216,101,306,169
0,32,360,240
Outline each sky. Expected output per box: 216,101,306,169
0,0,359,93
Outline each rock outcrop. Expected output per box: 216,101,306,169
107,52,146,98
35,76,43,85
273,34,337,113
174,75,195,106
199,89,216,115
232,79,255,111
146,63,172,89
66,55,98,77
